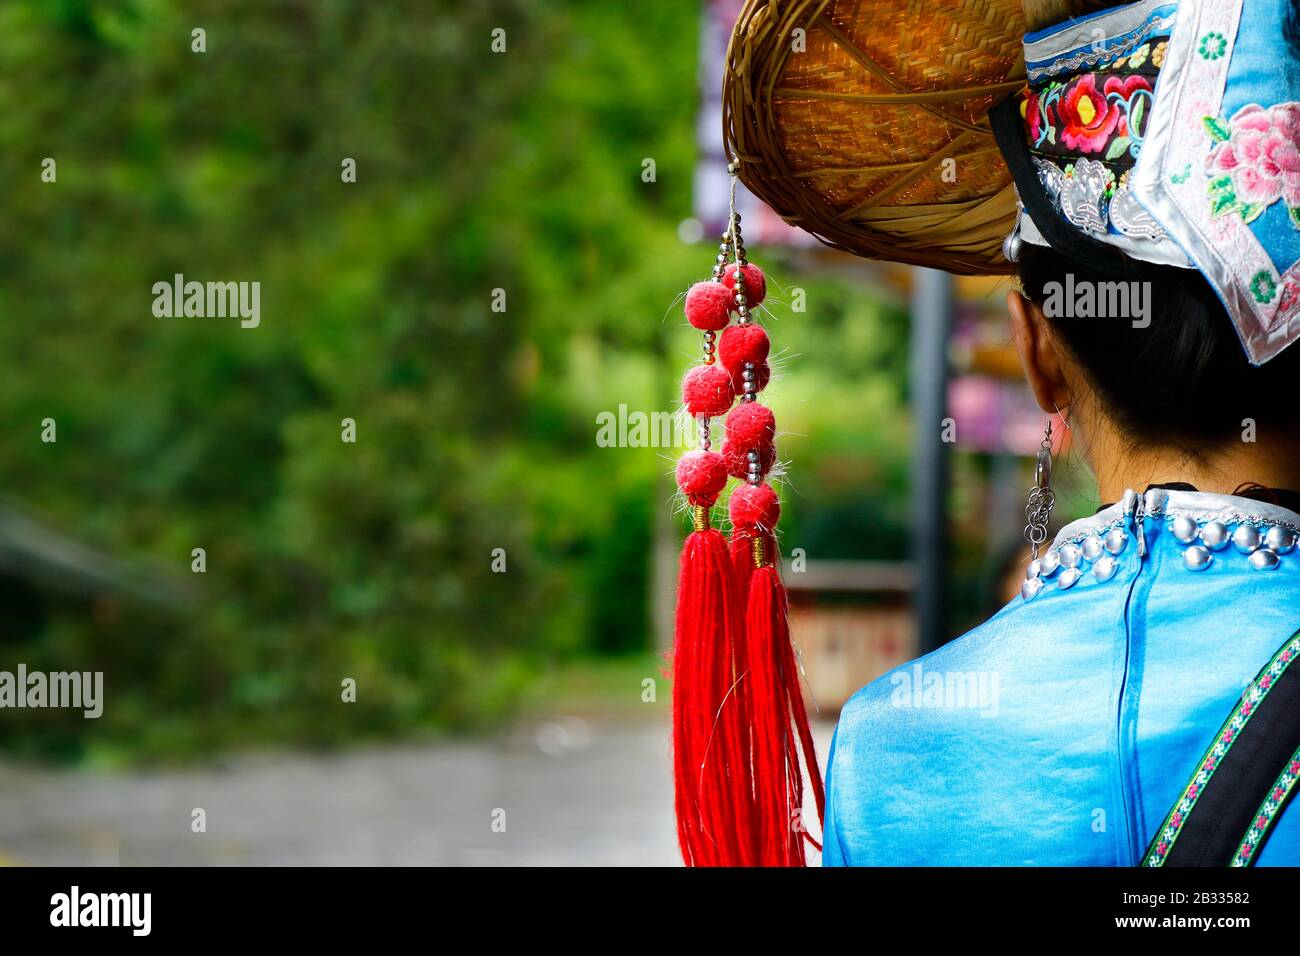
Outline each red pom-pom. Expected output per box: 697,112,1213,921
729,482,780,532
723,264,766,308
681,364,734,418
730,361,770,397
685,282,734,331
724,401,776,451
722,438,775,479
676,450,729,506
718,324,770,375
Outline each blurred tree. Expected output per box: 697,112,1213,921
0,0,908,761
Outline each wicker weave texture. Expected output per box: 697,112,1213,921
723,0,1030,274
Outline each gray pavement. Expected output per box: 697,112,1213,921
0,719,833,866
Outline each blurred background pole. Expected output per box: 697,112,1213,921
909,267,954,654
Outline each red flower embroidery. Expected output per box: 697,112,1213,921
1258,814,1270,829
1025,90,1042,143
1059,75,1122,153
1103,74,1153,138
1187,784,1199,800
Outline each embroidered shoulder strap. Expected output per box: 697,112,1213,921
1233,742,1300,865
1143,628,1300,866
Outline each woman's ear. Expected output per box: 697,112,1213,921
1007,290,1072,417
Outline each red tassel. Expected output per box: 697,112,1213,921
728,482,779,609
744,556,825,865
671,228,823,866
729,528,761,607
672,515,756,866
728,481,821,862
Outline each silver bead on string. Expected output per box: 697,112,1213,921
741,359,758,402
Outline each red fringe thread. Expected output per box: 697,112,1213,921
673,526,823,866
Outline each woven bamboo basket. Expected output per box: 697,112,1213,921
722,0,1106,274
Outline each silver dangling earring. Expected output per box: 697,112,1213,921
1024,418,1055,561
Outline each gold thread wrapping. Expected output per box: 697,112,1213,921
751,533,767,568
692,505,710,532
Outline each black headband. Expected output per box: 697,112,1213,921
988,93,1146,278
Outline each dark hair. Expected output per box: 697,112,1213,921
1015,242,1300,451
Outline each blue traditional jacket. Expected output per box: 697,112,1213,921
824,488,1300,866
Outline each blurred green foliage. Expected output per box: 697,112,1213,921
0,0,908,763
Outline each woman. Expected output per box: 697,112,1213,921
710,0,1300,865
824,245,1300,866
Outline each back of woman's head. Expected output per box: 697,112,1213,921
1016,242,1300,452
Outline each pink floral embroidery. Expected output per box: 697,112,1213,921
1277,277,1300,327
1205,103,1300,225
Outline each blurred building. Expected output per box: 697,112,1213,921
785,559,914,712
